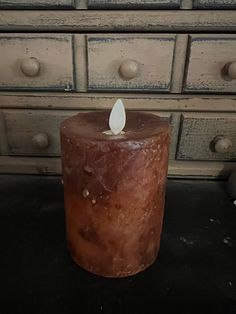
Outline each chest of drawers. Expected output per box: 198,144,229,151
0,2,236,178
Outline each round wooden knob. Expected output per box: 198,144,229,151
213,136,232,153
20,57,40,77
32,133,49,149
225,61,236,79
119,59,139,80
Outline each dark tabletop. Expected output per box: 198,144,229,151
0,175,236,314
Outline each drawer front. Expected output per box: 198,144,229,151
177,113,236,161
0,35,74,91
2,110,77,156
87,35,176,92
0,0,75,8
88,0,180,9
193,0,236,9
184,35,236,93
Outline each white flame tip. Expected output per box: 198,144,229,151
109,99,126,135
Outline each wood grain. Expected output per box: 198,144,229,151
0,11,236,32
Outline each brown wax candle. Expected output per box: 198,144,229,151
60,111,170,277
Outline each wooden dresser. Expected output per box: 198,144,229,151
0,1,236,178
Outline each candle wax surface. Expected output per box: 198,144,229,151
61,111,168,141
61,111,170,277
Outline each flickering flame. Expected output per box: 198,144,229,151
109,99,126,135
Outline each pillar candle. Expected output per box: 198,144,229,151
60,109,170,277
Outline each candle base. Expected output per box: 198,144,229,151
68,240,160,277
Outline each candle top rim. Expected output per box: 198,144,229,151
61,111,169,142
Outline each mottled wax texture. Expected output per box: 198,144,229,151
60,111,170,277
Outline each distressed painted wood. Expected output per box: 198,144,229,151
0,93,236,112
88,0,180,9
0,34,74,91
74,35,87,92
0,156,234,179
75,0,88,8
87,34,176,92
0,156,62,175
193,0,236,9
169,160,235,179
1,110,77,156
0,11,236,32
181,0,193,8
0,0,75,9
170,34,188,93
177,113,236,161
184,35,236,93
169,113,181,160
